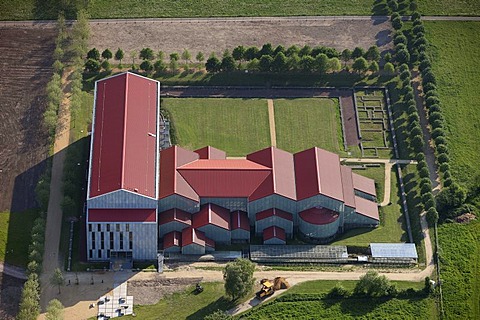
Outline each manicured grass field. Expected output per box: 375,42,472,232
332,168,408,246
0,210,37,266
163,98,270,156
425,21,480,190
274,98,342,154
288,279,425,294
418,0,480,16
437,221,480,319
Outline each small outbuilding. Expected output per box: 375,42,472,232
370,243,418,264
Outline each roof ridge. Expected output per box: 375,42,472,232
121,74,129,190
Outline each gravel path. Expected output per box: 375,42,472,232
267,99,276,147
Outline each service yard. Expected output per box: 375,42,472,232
89,17,393,57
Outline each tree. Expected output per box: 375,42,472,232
299,45,312,57
299,55,315,72
196,52,205,63
365,46,380,61
157,50,165,60
140,60,153,73
436,183,467,214
410,1,418,12
130,50,138,68
17,274,41,320
87,48,100,60
114,48,124,65
244,46,259,60
205,55,221,73
140,47,155,60
354,271,395,297
327,283,350,298
274,45,286,55
393,34,408,46
259,43,274,57
384,52,392,63
84,58,100,73
341,49,352,66
181,49,192,64
51,268,65,294
232,45,245,61
101,49,112,60
53,60,64,75
388,0,399,12
367,61,379,73
154,60,166,73
101,60,110,71
170,52,180,61
271,52,288,72
329,58,342,72
383,62,395,74
395,48,410,65
351,47,365,59
286,45,300,57
352,57,368,73
46,299,64,320
221,55,236,72
259,55,273,72
204,310,233,320
315,53,329,74
392,17,403,30
411,11,421,21
223,258,255,301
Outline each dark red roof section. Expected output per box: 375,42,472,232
205,237,215,249
231,210,250,231
354,196,380,221
177,159,270,198
193,203,231,230
294,148,344,201
163,231,182,248
256,208,293,221
340,166,356,208
158,208,191,226
194,146,226,159
352,172,377,196
159,146,199,201
248,147,297,201
182,227,206,246
299,207,339,225
88,208,156,222
263,226,286,241
89,73,158,199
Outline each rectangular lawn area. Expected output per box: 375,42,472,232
163,98,270,156
274,98,342,154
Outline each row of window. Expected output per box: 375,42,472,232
91,231,133,251
88,223,130,232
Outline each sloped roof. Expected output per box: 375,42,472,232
263,226,286,241
370,243,418,258
159,146,199,201
354,196,380,221
163,231,182,248
231,210,250,231
182,227,206,246
89,73,159,199
256,208,293,221
193,203,231,230
352,172,377,196
294,148,344,202
247,147,297,201
340,166,356,208
195,146,226,159
177,159,270,198
88,208,156,223
298,207,339,225
158,208,191,226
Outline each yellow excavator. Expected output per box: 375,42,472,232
256,279,275,299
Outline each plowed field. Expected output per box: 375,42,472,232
0,27,56,212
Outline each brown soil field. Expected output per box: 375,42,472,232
89,17,393,59
0,27,56,212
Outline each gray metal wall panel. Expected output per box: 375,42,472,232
197,225,231,244
248,195,297,224
201,198,247,212
182,243,205,255
264,237,286,245
159,221,189,238
296,194,344,214
255,217,293,235
158,194,200,213
298,217,340,239
231,229,250,241
164,246,181,253
88,190,157,209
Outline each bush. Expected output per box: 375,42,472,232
400,70,411,81
327,283,350,298
408,112,419,123
426,207,439,225
392,17,403,30
434,135,447,146
439,162,450,173
84,58,100,73
426,96,440,107
395,49,410,65
438,152,449,164
429,112,444,122
87,48,100,60
384,62,395,74
354,271,396,297
101,60,110,71
419,166,430,178
394,34,408,46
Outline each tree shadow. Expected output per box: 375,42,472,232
186,296,235,320
33,0,78,20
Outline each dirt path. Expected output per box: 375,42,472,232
39,69,73,310
267,99,277,147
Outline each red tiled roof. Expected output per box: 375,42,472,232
231,210,250,231
195,146,226,159
340,166,356,208
158,208,191,226
263,226,286,241
177,160,270,198
294,148,344,202
255,208,293,221
182,227,206,246
193,203,230,230
163,231,182,248
298,207,339,225
248,147,297,201
89,72,158,199
159,146,199,201
352,172,377,196
354,196,380,221
88,208,156,222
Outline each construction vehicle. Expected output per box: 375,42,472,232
256,279,274,299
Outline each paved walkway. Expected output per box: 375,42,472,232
39,69,72,309
267,99,277,147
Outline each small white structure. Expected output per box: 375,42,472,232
370,243,418,264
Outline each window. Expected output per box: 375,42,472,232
106,224,110,232
101,232,105,249
89,250,93,259
116,224,120,232
91,233,95,249
110,233,114,249
98,224,101,232
129,232,133,250
119,232,124,250
125,224,130,232
88,224,92,232
98,249,101,258
107,250,110,258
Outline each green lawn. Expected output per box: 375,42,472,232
274,98,342,154
0,210,37,267
288,279,424,294
163,98,271,156
425,21,480,190
418,0,480,16
123,282,235,320
332,168,408,246
437,221,480,319
0,0,374,20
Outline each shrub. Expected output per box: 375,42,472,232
439,162,450,173
426,208,439,225
399,63,410,73
428,104,441,113
400,70,411,81
437,152,449,164
426,96,440,107
434,135,447,146
384,62,395,74
392,17,403,30
354,271,396,297
395,49,410,65
394,34,408,46
419,166,430,178
327,283,350,298
429,112,444,122
87,48,100,60
422,192,435,205
408,112,419,123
